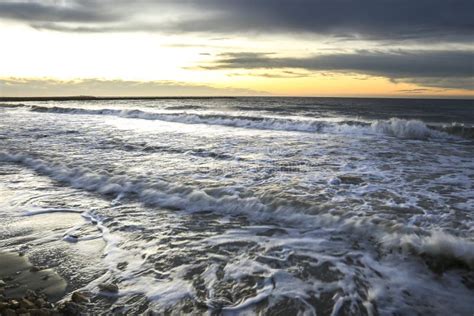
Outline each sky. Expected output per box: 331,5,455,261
0,0,472,98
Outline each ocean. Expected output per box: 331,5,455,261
0,97,473,315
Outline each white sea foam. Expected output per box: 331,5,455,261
24,105,456,140
0,151,272,219
380,230,474,268
0,151,346,236
371,118,438,139
24,208,83,216
2,150,473,270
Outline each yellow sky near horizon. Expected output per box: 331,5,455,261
0,21,472,98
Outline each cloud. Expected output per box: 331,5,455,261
2,1,471,93
397,88,439,94
226,70,315,78
1,0,473,42
0,77,268,97
0,1,117,23
164,0,474,42
200,50,474,90
394,77,474,90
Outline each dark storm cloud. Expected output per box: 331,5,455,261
0,1,116,23
167,0,474,42
395,77,474,90
1,0,473,42
201,50,474,89
205,51,474,78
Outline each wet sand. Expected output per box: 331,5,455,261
0,252,91,315
0,210,108,315
0,252,66,301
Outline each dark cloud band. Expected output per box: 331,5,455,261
1,0,473,42
201,50,474,89
0,1,116,23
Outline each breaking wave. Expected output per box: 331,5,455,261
24,105,465,140
372,119,433,139
2,151,473,270
381,230,474,270
0,151,271,218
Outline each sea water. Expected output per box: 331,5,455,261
0,97,473,315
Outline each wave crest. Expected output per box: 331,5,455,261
20,105,467,139
371,118,435,139
381,231,474,270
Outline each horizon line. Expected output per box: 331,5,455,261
1,95,474,102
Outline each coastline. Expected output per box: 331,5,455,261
0,209,109,315
0,251,89,315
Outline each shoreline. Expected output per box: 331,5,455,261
0,252,89,316
0,252,66,302
0,210,110,315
